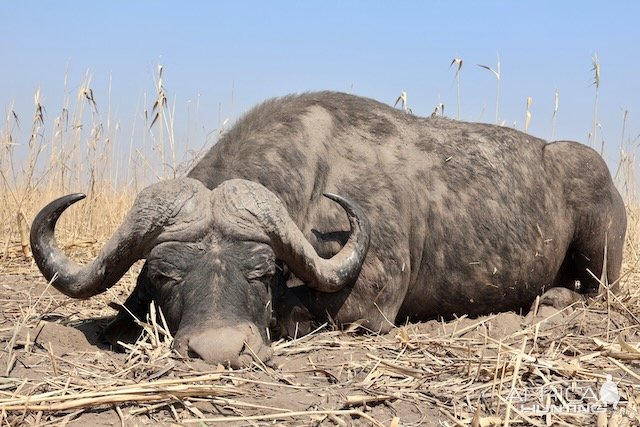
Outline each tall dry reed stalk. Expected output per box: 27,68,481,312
551,89,559,140
449,58,463,119
591,53,601,149
0,64,202,263
477,55,501,124
394,91,409,113
524,96,532,133
149,64,177,180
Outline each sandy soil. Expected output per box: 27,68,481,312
2,252,640,426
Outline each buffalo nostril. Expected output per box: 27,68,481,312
177,323,271,368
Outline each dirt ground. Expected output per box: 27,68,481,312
2,248,640,426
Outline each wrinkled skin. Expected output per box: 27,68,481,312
32,178,369,368
31,92,627,368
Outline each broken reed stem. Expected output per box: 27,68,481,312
0,373,227,410
16,212,30,258
1,388,228,412
182,409,386,426
503,337,527,427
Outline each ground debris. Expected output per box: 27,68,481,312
1,248,640,426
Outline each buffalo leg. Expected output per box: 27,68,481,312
102,263,154,346
546,141,627,295
292,251,411,334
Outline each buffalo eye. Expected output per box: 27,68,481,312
241,245,276,282
147,259,183,284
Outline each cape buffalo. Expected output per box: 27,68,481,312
30,91,626,367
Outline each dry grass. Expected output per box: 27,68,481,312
1,258,640,426
1,69,639,426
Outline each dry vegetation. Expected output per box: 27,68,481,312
1,69,639,426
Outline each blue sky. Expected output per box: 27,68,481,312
2,1,639,170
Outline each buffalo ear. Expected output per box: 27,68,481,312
210,179,370,293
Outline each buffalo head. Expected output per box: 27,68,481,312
30,178,370,367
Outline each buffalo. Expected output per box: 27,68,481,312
30,92,626,367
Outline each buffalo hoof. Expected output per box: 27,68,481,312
537,287,586,310
525,288,586,325
173,322,272,368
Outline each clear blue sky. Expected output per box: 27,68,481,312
2,1,639,170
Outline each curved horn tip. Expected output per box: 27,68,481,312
67,193,87,202
322,192,339,200
316,191,371,292
49,193,87,209
322,192,349,206
32,193,87,224
64,193,87,205
322,192,369,227
31,193,87,231
30,192,87,247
